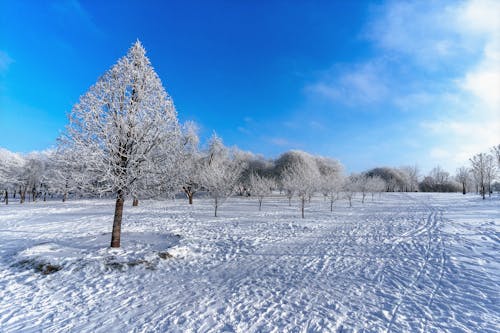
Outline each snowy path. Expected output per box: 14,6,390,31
0,193,498,332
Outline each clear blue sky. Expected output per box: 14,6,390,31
1,0,498,173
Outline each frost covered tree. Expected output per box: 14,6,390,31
455,167,471,195
279,154,320,218
249,172,274,211
493,145,500,167
58,41,180,247
484,154,497,197
342,175,359,208
179,121,203,205
470,153,487,199
200,134,243,217
366,176,386,201
0,148,25,204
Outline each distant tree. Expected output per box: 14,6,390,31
470,153,487,199
366,176,386,200
278,151,320,218
58,41,180,247
492,145,500,167
249,172,274,211
342,175,358,208
179,121,203,205
455,167,471,195
484,154,497,197
400,165,419,192
200,134,243,217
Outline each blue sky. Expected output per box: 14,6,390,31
0,0,498,173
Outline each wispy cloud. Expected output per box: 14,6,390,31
306,61,389,106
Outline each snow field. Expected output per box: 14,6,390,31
0,193,498,332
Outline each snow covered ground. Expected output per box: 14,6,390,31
0,193,498,332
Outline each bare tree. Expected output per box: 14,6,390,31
492,144,500,167
455,167,470,195
485,154,497,197
179,121,203,205
470,153,487,199
59,41,180,247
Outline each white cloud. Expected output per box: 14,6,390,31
308,0,499,171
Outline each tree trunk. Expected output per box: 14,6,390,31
462,183,466,195
330,199,333,212
20,189,25,204
214,197,218,217
258,198,262,211
288,197,291,206
110,191,125,248
43,192,47,202
4,190,8,205
301,197,305,218
481,184,485,199
63,191,67,202
132,197,139,206
188,193,193,205
362,193,366,204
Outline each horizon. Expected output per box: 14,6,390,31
1,0,498,174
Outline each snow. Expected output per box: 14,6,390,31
0,193,498,332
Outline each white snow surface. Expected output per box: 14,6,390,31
0,193,498,332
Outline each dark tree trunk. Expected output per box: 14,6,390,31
20,189,26,204
214,197,218,217
111,191,125,248
462,183,466,195
132,197,139,206
330,200,333,212
258,198,262,211
188,193,193,204
63,191,67,202
43,192,47,201
301,197,305,218
4,190,8,205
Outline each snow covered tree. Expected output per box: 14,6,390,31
342,175,359,208
249,172,274,211
179,121,203,204
400,165,419,192
279,153,320,218
315,156,343,212
366,176,386,201
492,145,500,167
484,154,497,197
455,167,471,195
58,41,180,247
0,148,25,204
470,153,487,199
200,134,243,217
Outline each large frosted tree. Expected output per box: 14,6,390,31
59,41,180,247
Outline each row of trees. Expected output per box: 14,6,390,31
1,41,498,248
